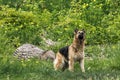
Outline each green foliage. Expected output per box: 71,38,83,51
0,0,120,45
0,1,120,79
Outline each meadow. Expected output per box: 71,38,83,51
0,0,120,80
0,43,120,80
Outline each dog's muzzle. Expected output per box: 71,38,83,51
78,35,83,39
78,33,84,40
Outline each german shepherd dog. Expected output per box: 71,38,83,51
54,29,85,72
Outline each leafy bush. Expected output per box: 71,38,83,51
0,0,120,46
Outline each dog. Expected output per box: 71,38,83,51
54,29,85,72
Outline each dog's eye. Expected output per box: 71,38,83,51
79,32,82,34
79,32,81,33
79,32,84,34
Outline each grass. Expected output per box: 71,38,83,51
0,42,120,80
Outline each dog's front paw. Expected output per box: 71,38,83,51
82,69,85,73
69,67,74,72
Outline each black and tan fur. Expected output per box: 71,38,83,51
54,29,85,72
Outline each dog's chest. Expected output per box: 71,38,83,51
74,51,84,61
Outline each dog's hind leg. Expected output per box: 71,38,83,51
53,53,64,70
62,60,68,71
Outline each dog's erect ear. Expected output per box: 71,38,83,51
74,29,78,34
82,29,85,33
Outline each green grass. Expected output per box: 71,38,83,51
0,43,120,80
